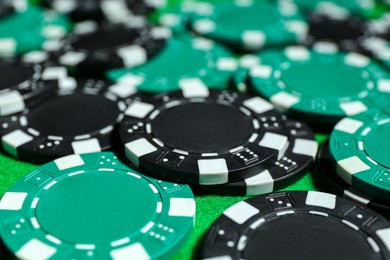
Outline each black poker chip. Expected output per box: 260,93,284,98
0,52,63,117
0,78,140,164
202,191,390,260
315,143,390,219
201,119,318,196
119,86,290,185
54,21,170,76
304,12,376,56
42,0,163,22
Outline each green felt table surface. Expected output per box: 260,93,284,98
3,0,388,259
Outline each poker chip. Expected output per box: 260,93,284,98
0,152,195,259
107,36,237,93
315,143,390,218
292,0,376,16
54,21,170,76
304,10,378,56
0,51,64,116
0,6,70,56
0,78,139,163
202,191,390,259
330,108,390,203
201,119,318,196
189,0,308,51
43,0,165,22
247,45,390,124
119,85,289,185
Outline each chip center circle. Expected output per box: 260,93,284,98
28,93,120,136
0,62,35,88
152,102,253,153
36,170,158,244
244,214,379,260
73,28,139,51
281,62,367,98
364,121,390,168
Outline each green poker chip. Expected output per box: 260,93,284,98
248,45,390,124
293,0,376,16
107,35,237,93
0,152,195,259
330,109,390,203
0,6,70,56
189,0,308,51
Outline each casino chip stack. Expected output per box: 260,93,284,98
119,84,291,185
188,0,308,51
330,108,390,203
0,78,139,163
0,6,70,56
0,152,196,259
107,35,237,93
52,21,171,76
315,144,390,218
246,46,390,125
202,191,390,260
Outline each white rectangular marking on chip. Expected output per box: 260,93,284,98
309,211,328,217
367,237,381,253
203,256,233,260
345,53,369,67
109,82,139,98
249,218,265,230
242,30,265,49
259,133,288,159
180,78,209,98
0,39,16,55
149,184,158,194
223,201,259,224
292,139,318,158
44,181,57,190
340,101,367,115
42,67,68,80
156,202,162,213
243,97,273,114
334,118,363,134
59,51,86,65
16,239,56,260
141,221,155,233
46,234,61,245
305,191,336,209
2,130,33,157
313,42,338,53
193,19,216,34
342,220,359,231
168,198,196,217
111,243,151,260
237,235,247,251
198,159,228,185
271,92,300,110
378,79,390,93
125,101,154,119
75,244,95,250
0,192,27,210
285,46,310,61
125,138,157,167
111,237,130,247
250,65,272,79
54,154,85,171
71,138,101,154
337,156,370,184
193,37,213,50
245,170,274,196
217,58,237,71
0,90,24,116
117,45,147,68
31,198,39,209
31,217,40,229
277,210,294,216
376,228,390,251
345,188,371,205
